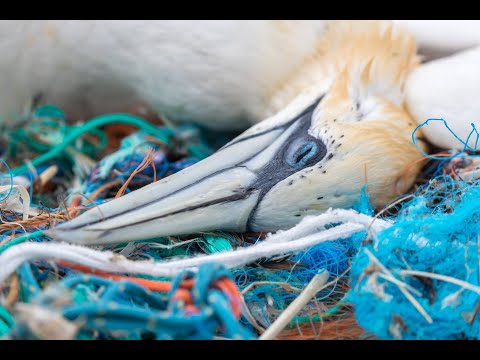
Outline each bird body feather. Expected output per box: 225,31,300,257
0,20,326,129
406,45,480,150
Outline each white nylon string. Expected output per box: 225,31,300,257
0,209,390,285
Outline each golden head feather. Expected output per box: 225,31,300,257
257,20,426,221
265,20,420,117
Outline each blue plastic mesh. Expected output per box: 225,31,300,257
349,166,480,339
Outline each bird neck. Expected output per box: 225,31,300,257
261,20,420,119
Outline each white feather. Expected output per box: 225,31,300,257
394,20,480,60
405,46,480,150
0,20,326,129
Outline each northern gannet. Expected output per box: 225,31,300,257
46,20,427,244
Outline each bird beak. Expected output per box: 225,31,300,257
47,101,322,245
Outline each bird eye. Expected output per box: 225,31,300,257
285,137,324,168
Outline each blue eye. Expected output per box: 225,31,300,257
286,138,319,168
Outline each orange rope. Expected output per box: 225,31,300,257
57,260,192,292
213,278,242,318
57,260,242,317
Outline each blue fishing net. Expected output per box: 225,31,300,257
349,167,480,339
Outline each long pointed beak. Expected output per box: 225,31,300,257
46,102,320,245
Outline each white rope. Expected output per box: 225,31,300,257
264,208,390,244
0,208,389,285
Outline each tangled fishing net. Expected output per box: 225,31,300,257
349,157,480,340
0,105,478,340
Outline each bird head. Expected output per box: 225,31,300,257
47,21,427,245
